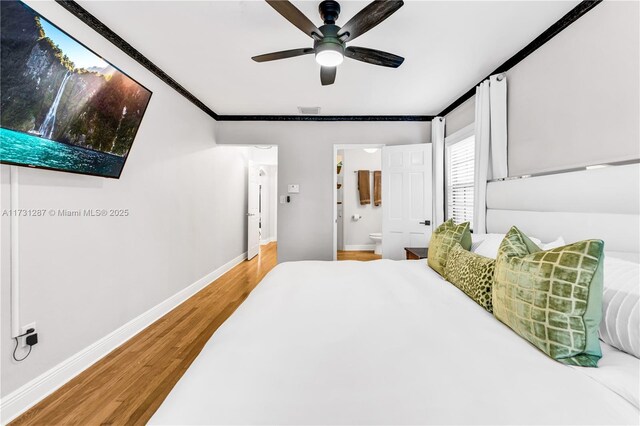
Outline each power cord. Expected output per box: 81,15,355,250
13,328,35,362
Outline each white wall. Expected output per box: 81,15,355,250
216,121,431,262
444,1,640,175
341,149,382,250
0,0,248,412
250,146,278,166
444,97,475,138
507,0,639,176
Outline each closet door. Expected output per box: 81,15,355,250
382,144,433,260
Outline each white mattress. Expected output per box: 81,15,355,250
151,260,640,425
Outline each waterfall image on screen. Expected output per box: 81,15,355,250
0,1,152,178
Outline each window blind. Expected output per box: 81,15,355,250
446,135,475,229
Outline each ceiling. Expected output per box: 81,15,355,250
76,0,580,116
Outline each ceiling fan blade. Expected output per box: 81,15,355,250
338,0,404,42
345,46,404,68
252,48,314,63
320,66,336,86
266,0,324,39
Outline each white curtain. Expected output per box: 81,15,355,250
431,117,446,229
489,75,508,178
473,74,508,234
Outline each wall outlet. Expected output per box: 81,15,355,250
20,322,36,348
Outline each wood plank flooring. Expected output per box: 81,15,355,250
10,243,277,426
337,250,382,261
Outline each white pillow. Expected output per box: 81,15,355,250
540,237,565,251
600,257,640,359
473,234,542,259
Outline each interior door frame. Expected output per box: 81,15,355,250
332,143,385,261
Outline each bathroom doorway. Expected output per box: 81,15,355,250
333,144,384,261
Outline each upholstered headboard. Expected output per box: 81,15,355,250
486,163,640,253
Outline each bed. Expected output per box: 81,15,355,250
150,258,639,425
151,164,640,425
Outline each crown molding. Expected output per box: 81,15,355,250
216,115,432,122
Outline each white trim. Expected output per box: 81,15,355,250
343,244,376,251
333,144,385,261
0,251,248,424
445,123,475,146
487,158,640,183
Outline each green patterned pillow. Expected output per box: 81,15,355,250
427,219,471,276
493,227,604,367
444,243,495,312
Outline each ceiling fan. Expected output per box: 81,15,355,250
252,0,405,86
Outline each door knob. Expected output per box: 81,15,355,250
419,220,431,226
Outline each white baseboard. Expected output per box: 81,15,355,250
260,237,276,245
344,244,376,251
0,251,247,424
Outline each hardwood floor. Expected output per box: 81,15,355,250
11,243,278,426
337,250,381,261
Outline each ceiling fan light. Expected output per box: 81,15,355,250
315,43,344,67
315,50,343,67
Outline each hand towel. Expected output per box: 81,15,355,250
373,170,382,206
358,170,371,205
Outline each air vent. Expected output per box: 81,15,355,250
298,106,321,115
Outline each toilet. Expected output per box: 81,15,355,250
369,232,382,255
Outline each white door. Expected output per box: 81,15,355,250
247,163,260,260
382,144,433,260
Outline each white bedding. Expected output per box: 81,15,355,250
151,260,640,425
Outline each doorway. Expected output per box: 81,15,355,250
333,144,384,261
247,146,278,260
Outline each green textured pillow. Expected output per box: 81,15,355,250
493,227,604,367
427,219,472,276
444,243,495,312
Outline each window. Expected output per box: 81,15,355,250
445,128,475,229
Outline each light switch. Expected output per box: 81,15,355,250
287,184,300,193
279,195,287,204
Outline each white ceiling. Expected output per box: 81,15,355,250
76,0,579,116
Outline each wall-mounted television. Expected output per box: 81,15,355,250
0,0,152,179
